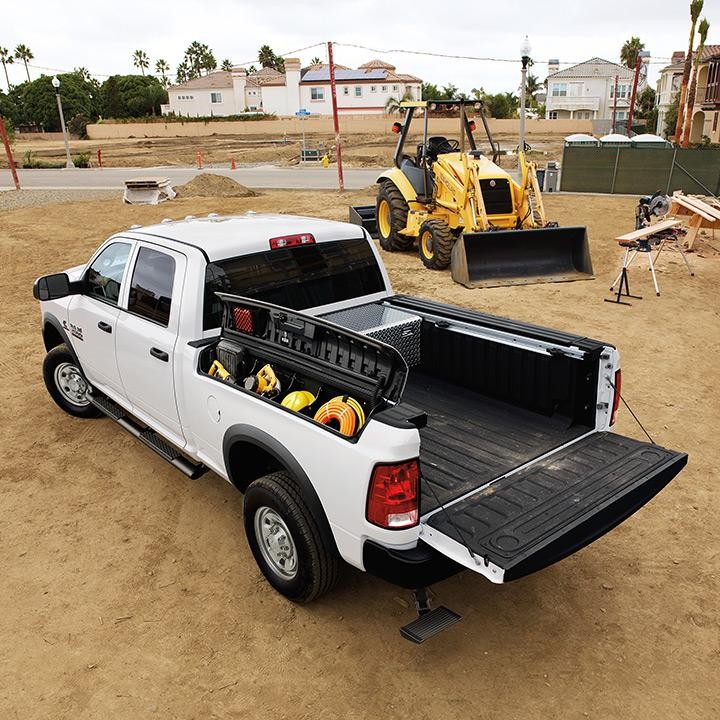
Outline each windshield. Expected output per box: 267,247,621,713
203,237,386,329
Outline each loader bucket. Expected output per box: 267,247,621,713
349,205,378,238
451,226,594,289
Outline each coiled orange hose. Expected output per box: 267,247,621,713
314,399,357,436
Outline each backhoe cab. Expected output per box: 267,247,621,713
353,100,593,288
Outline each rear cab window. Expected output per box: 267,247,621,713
127,246,176,327
203,237,385,330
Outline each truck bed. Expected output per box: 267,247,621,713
403,372,589,513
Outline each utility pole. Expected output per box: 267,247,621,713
612,75,619,132
51,76,75,168
327,41,344,192
519,36,531,152
625,55,642,137
0,117,20,190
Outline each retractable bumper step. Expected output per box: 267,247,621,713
420,432,687,582
88,394,207,480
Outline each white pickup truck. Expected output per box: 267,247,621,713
34,213,687,642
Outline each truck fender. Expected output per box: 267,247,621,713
42,313,80,365
222,424,339,556
377,167,418,204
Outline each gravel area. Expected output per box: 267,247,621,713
0,188,119,211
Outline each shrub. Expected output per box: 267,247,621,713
73,152,90,168
22,150,64,169
68,113,91,139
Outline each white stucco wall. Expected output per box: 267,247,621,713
167,88,239,117
546,74,643,121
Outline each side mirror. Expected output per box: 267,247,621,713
33,272,72,301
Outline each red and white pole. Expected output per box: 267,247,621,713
327,41,344,192
0,118,20,190
626,55,642,137
97,147,103,168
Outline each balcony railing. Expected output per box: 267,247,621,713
547,96,600,111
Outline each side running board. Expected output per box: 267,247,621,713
89,394,207,480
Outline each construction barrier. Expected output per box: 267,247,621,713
560,146,720,196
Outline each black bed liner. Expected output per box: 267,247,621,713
403,372,589,513
424,432,687,580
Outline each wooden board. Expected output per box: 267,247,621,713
616,219,681,243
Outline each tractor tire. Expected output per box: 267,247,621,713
418,219,454,270
376,182,413,252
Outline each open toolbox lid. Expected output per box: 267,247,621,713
216,293,409,405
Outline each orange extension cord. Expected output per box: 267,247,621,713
314,398,358,436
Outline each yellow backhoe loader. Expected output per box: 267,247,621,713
350,100,593,288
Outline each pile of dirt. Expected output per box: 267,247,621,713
173,173,257,198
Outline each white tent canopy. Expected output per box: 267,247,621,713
564,133,598,145
599,133,632,144
631,134,671,146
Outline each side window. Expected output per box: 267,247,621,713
85,242,131,305
127,247,176,326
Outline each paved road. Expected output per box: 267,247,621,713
0,165,384,191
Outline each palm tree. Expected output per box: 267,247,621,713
155,58,170,87
674,0,704,143
221,58,233,72
682,17,710,147
0,47,14,91
258,45,275,68
310,56,322,66
525,74,541,107
133,49,149,76
247,64,258,75
14,44,33,82
385,89,414,114
620,37,645,69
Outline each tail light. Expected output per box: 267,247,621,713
468,120,476,132
366,460,419,529
269,233,315,249
233,307,253,333
391,122,403,134
610,369,622,425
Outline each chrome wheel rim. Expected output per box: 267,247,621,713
254,506,298,580
54,362,90,406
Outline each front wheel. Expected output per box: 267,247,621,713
376,182,413,252
42,344,100,418
243,471,339,603
418,219,454,270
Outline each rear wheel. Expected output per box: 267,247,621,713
42,344,100,418
376,182,413,252
243,471,339,603
418,219,454,270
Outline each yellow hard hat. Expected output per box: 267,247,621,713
281,390,316,412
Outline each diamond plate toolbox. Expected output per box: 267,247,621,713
322,303,421,366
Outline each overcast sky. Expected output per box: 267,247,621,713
2,0,713,93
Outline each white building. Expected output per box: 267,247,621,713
545,57,647,126
165,58,422,117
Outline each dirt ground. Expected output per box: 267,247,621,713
1,188,718,719
9,131,564,170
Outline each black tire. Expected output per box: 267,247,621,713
42,344,101,418
376,181,413,252
418,219,454,270
243,471,339,603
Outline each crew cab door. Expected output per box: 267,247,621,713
115,244,187,444
418,432,687,583
68,240,133,397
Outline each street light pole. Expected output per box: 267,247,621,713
519,36,531,152
51,76,74,169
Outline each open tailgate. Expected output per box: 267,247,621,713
419,432,687,583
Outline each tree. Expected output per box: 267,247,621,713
525,74,541,107
247,64,258,75
620,37,645,69
440,83,459,100
674,0,704,142
100,75,167,118
155,59,170,88
179,41,216,80
385,88,414,114
14,44,33,82
664,92,680,138
5,71,100,131
200,48,217,75
485,92,518,119
133,50,149,76
421,82,442,101
0,47,14,91
257,45,284,72
682,17,710,146
310,56,322,66
635,86,657,133
221,59,233,72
